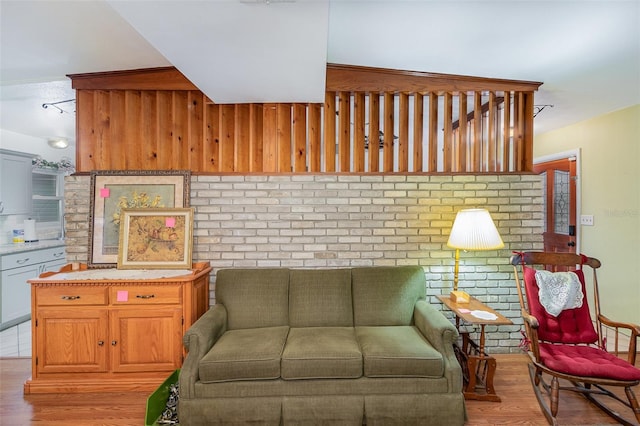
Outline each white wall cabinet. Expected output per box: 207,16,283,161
0,150,33,215
0,246,66,330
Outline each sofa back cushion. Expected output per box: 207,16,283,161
216,268,290,330
352,266,426,326
289,269,353,327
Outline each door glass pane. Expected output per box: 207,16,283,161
540,171,547,232
553,170,569,234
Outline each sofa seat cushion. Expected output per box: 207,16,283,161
282,327,363,380
356,326,444,378
199,326,289,383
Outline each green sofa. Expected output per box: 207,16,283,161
179,266,465,425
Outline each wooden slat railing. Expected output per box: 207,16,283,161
70,65,541,174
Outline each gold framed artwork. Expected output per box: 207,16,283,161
88,170,190,268
117,208,194,270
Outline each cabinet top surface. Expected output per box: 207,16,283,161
29,262,211,283
0,240,65,256
0,149,36,158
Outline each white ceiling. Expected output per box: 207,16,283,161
1,0,639,150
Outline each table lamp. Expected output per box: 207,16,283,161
447,208,504,303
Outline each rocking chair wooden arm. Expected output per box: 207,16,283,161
598,313,640,365
522,310,539,329
520,309,543,361
598,314,640,334
522,306,640,338
598,313,640,335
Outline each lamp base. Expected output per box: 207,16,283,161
450,290,470,304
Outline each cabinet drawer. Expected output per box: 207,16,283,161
110,285,182,305
37,286,108,306
1,246,66,270
38,246,67,263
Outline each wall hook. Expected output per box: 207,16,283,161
42,99,76,114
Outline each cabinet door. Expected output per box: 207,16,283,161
0,152,33,215
35,308,108,374
1,264,39,325
110,307,182,373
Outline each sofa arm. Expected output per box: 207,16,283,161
180,304,227,399
414,300,462,393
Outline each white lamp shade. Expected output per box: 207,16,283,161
447,208,504,250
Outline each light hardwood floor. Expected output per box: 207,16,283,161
1,354,637,425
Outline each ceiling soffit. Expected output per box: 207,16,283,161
106,0,330,104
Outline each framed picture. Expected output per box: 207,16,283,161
117,208,194,270
89,170,190,268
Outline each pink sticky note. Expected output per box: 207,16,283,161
100,188,110,198
458,308,471,314
165,217,176,228
116,290,128,302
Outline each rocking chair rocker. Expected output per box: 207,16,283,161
511,251,640,425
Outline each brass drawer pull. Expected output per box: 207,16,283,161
136,294,155,299
60,295,81,300
98,340,104,346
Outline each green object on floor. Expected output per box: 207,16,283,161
145,369,180,426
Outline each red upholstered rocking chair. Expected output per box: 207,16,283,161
511,251,640,425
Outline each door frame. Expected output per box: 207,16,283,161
533,148,582,254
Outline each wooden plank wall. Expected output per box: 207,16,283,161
71,65,540,174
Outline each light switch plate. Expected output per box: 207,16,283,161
580,215,594,226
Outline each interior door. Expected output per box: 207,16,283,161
533,157,577,254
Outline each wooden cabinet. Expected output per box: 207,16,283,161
0,149,33,215
0,245,66,330
24,262,211,394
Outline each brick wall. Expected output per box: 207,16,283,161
65,173,543,353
